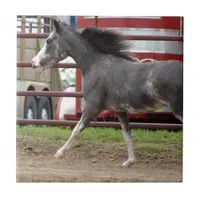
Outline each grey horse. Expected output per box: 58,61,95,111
32,20,183,167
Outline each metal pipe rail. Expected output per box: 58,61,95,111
17,91,83,97
17,33,183,41
17,62,77,68
17,19,52,27
121,35,183,41
17,119,183,130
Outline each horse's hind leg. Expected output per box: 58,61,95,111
54,102,101,158
169,98,183,122
116,112,136,167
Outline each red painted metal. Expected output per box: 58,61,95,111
95,16,98,27
17,91,83,97
182,17,184,36
131,53,183,62
120,35,183,41
63,114,80,120
77,16,181,30
54,101,61,120
54,88,69,120
16,119,183,130
97,110,116,119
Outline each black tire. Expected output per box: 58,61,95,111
24,96,37,119
37,97,52,120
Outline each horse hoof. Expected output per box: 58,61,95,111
54,150,65,158
122,159,136,167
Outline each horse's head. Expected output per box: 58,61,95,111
32,20,71,71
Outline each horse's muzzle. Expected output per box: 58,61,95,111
31,59,41,69
31,58,44,72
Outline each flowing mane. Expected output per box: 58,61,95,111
81,27,134,62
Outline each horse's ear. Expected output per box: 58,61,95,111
53,20,60,33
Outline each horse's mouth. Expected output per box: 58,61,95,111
34,65,49,72
33,61,56,72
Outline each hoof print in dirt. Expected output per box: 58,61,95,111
91,159,98,163
25,147,33,151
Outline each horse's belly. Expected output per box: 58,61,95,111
108,104,163,114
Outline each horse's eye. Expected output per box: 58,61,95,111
46,39,51,45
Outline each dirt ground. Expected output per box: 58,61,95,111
16,134,182,182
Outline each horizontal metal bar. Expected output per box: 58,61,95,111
17,62,77,68
17,33,183,41
17,15,54,18
17,19,52,26
17,33,49,38
17,91,83,97
16,119,183,130
120,35,183,41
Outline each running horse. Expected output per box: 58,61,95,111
32,20,183,167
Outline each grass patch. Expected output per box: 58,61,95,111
135,143,167,152
17,125,71,141
17,125,183,144
131,129,183,143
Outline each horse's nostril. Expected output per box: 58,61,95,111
32,60,36,68
32,60,41,69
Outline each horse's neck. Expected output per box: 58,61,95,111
65,28,96,74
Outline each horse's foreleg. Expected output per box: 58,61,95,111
54,117,86,158
116,112,136,167
54,101,100,159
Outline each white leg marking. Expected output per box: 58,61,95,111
121,124,136,167
54,119,85,158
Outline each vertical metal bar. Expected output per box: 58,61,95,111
75,68,82,113
19,15,26,80
29,23,32,33
95,16,98,27
50,16,55,31
44,18,47,33
44,17,50,33
181,17,184,36
37,16,42,33
36,16,42,82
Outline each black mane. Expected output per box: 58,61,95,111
81,27,134,62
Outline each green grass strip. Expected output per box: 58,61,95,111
17,125,183,144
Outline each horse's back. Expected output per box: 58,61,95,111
103,58,182,91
